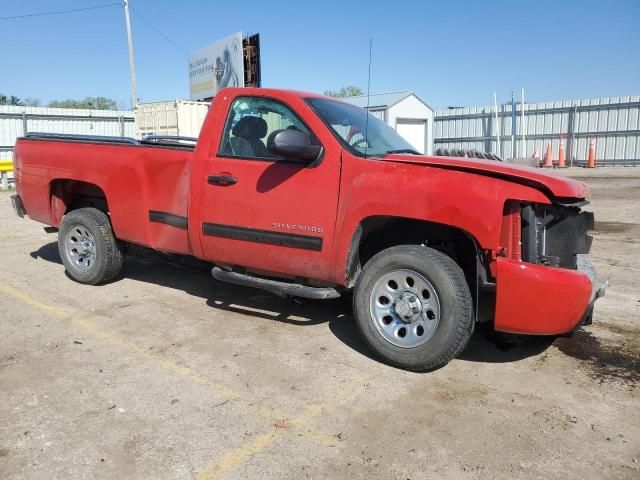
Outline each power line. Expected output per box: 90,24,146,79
0,2,122,21
1,1,188,55
130,6,188,55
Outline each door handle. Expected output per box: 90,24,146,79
208,175,237,186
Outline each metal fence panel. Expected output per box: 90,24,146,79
0,105,134,161
434,96,640,165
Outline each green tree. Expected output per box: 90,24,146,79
0,94,24,106
324,86,364,98
48,96,118,110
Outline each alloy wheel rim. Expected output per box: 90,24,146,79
64,225,97,272
369,268,441,348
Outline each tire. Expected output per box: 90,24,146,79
58,207,124,285
353,245,474,371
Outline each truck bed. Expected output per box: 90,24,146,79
14,133,196,255
22,132,198,149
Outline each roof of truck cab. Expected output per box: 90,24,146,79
216,88,434,112
216,87,327,100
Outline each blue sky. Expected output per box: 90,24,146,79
1,0,639,109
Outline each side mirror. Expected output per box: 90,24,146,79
267,129,323,162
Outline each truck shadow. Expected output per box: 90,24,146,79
30,241,554,367
458,326,555,363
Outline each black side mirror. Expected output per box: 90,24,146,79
267,129,323,162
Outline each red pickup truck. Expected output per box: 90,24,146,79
11,87,606,371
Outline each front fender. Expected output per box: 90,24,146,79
330,158,549,284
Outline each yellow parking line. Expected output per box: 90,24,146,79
0,281,369,477
0,281,240,400
195,430,284,480
196,375,368,479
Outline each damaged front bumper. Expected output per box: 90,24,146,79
493,254,607,335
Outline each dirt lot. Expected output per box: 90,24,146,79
1,168,639,480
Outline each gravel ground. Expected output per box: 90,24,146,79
0,168,639,480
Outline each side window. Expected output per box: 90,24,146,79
219,96,318,160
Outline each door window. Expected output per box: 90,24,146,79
219,96,318,160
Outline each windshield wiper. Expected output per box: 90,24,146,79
385,148,420,155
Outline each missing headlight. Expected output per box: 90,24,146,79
521,204,594,269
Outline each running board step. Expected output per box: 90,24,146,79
211,267,341,300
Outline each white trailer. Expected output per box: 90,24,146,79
134,100,209,139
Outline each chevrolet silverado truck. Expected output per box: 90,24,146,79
10,87,606,371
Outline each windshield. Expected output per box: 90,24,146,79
305,97,419,157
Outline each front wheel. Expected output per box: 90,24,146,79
58,207,124,285
353,245,474,371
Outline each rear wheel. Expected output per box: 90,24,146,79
58,207,124,285
353,245,474,371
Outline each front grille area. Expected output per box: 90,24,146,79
521,204,594,269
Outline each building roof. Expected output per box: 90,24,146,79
341,91,433,111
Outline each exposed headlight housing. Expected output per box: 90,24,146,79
500,200,594,269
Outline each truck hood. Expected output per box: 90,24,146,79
383,154,588,200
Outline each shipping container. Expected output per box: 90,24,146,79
134,100,209,139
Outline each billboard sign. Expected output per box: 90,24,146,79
189,32,244,101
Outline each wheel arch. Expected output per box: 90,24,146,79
344,215,489,314
50,179,109,226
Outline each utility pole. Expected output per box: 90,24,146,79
511,90,516,159
493,92,501,156
123,0,138,107
521,88,526,157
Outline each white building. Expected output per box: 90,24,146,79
343,91,434,154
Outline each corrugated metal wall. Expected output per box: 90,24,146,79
434,96,640,165
0,105,134,161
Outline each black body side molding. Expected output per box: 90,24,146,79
202,223,322,251
149,210,188,230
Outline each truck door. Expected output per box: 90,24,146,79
197,95,341,280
